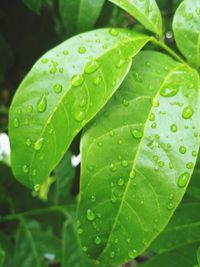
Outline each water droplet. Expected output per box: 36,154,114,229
26,138,32,147
87,165,94,172
32,169,36,176
179,146,186,154
83,246,87,252
169,193,174,200
153,155,158,161
109,28,119,36
196,7,200,15
50,66,57,74
74,110,85,122
110,251,115,258
41,58,48,63
34,184,40,192
170,124,177,132
151,122,157,129
110,163,117,172
116,58,125,68
149,113,155,121
91,195,96,202
71,75,84,87
78,46,86,54
177,172,190,188
148,5,152,12
78,228,83,235
59,67,64,73
79,98,87,107
94,76,102,85
128,249,137,259
158,160,164,167
85,60,99,74
53,83,62,94
133,72,142,83
129,169,136,179
118,178,124,186
182,106,193,119
37,94,47,113
95,236,101,245
152,98,159,107
192,151,198,157
122,99,129,107
63,50,69,55
87,209,95,221
22,165,29,173
121,160,128,167
109,130,114,137
131,128,143,139
160,87,178,97
26,105,33,113
167,202,174,210
186,162,193,169
34,137,44,151
14,118,19,128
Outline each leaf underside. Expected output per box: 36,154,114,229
77,51,200,266
9,28,151,189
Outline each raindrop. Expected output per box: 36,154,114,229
78,228,83,235
37,94,47,113
110,251,115,258
27,105,33,113
87,209,96,221
133,72,143,83
79,98,87,107
129,170,136,179
177,172,190,188
34,137,44,151
167,202,174,210
192,151,198,157
116,58,125,68
94,76,102,85
170,124,177,132
196,7,200,15
71,75,84,87
26,138,32,147
14,118,19,128
182,106,193,119
186,162,193,169
109,28,119,36
128,249,137,259
151,122,157,129
34,184,40,192
122,99,129,107
149,113,155,121
152,98,159,107
131,128,143,139
53,84,62,94
50,67,56,74
41,58,48,64
91,195,96,202
121,160,128,167
63,50,69,55
109,130,114,137
118,178,124,186
160,87,178,97
168,193,174,200
85,60,99,74
95,236,101,245
78,46,86,54
110,163,117,172
22,165,29,173
74,110,85,122
158,160,164,167
179,146,186,154
153,155,158,161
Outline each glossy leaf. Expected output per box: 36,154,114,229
13,219,61,267
59,0,105,35
150,203,200,253
141,243,200,267
173,0,200,67
9,28,151,189
187,153,200,200
78,51,200,266
109,0,162,38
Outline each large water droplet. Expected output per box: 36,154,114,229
131,128,143,139
87,209,95,221
129,169,136,179
109,28,119,36
37,94,47,113
182,106,193,119
74,110,85,122
53,84,62,94
71,75,84,87
170,124,177,132
160,86,178,97
177,172,190,188
179,146,186,154
186,162,193,169
85,60,99,74
78,46,86,54
34,137,44,151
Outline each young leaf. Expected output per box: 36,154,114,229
109,0,162,38
173,0,200,67
77,51,200,266
9,29,151,189
59,0,105,35
150,203,200,253
141,243,200,267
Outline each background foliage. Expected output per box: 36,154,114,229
0,0,199,266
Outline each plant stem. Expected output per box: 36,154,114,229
151,38,185,64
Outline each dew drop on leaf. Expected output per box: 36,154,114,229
78,46,86,54
74,110,85,122
14,118,19,128
41,58,48,64
26,138,32,147
167,202,174,210
131,128,143,139
87,209,96,221
93,76,102,85
37,94,47,113
26,105,33,113
22,165,29,173
34,137,44,151
118,178,124,186
84,60,99,74
109,28,119,36
53,84,62,94
160,87,178,97
95,236,101,245
110,163,117,172
34,184,40,192
121,160,128,167
149,113,155,121
79,98,87,107
192,151,198,157
170,124,178,132
63,50,69,55
129,169,136,179
177,172,190,188
152,98,160,107
128,249,137,259
186,162,194,169
182,106,193,119
71,74,84,87
110,251,115,258
179,146,186,154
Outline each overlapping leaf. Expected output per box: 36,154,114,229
78,51,200,266
109,0,162,37
173,0,200,67
9,28,151,189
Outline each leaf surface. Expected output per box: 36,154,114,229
78,51,200,266
0,248,5,267
173,0,200,67
109,0,162,37
9,28,151,189
59,0,105,35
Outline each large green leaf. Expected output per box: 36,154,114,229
141,242,200,267
173,0,200,67
109,0,162,38
59,0,105,35
187,153,200,200
150,203,200,253
77,51,200,266
9,28,151,189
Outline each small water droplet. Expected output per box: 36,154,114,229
79,98,87,107
122,99,129,107
116,57,125,68
22,165,29,173
109,28,119,36
95,236,101,245
158,160,164,167
160,87,178,97
153,155,158,161
71,75,84,87
196,7,200,15
93,76,102,85
34,137,44,151
152,98,159,107
149,113,155,121
128,249,137,259
168,193,174,200
32,169,36,176
192,151,198,157
167,202,174,210
148,5,152,12
53,83,62,94
14,118,19,128
41,58,48,63
177,172,190,188
74,110,85,122
133,72,143,83
78,228,83,235
170,124,177,132
118,178,124,186
85,60,99,74
34,184,40,192
78,46,86,54
110,163,117,172
129,169,136,179
121,160,128,167
182,106,193,119
109,130,114,137
87,209,95,221
91,195,96,202
37,94,47,113
131,128,143,139
179,146,186,154
63,50,69,55
151,122,157,129
186,162,193,169
110,251,115,258
27,105,33,113
26,138,32,147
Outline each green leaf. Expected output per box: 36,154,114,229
0,248,5,267
59,0,105,35
22,0,42,15
13,218,61,267
187,153,200,200
150,203,200,253
141,242,200,267
49,150,75,204
9,28,151,189
173,0,200,67
198,246,200,265
109,0,162,38
77,51,200,266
